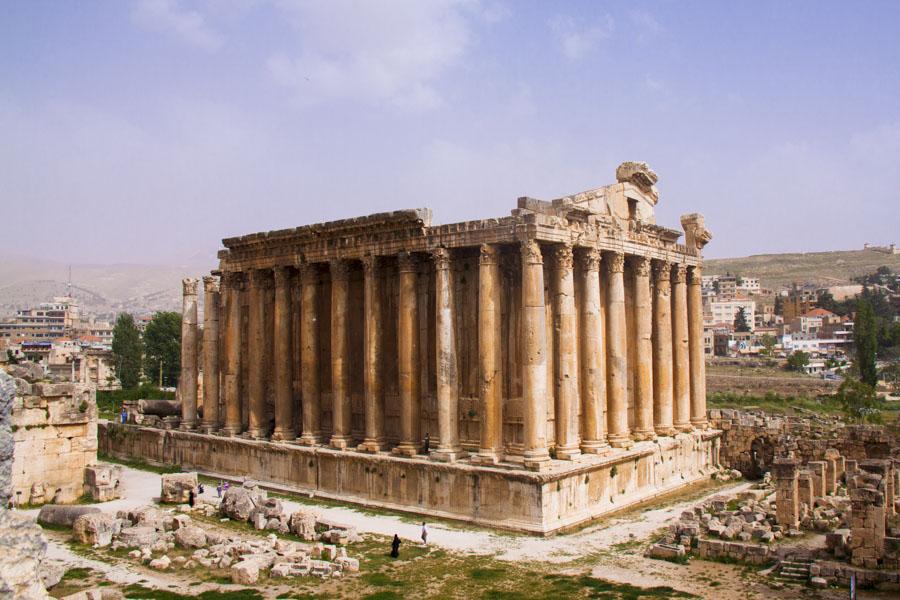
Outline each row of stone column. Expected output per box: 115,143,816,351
179,241,707,470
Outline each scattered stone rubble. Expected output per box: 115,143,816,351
52,478,361,585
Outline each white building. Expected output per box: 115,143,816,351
706,298,756,331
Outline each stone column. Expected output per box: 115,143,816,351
298,262,321,446
824,448,841,495
688,265,707,428
632,256,655,441
809,461,826,498
201,276,220,433
553,244,580,459
798,470,814,511
605,251,630,448
359,255,385,453
474,244,503,464
432,247,462,461
579,248,607,454
330,259,352,449
651,262,675,436
773,456,800,530
522,240,551,469
179,277,199,430
671,264,691,432
394,252,421,457
271,266,296,441
247,269,271,439
221,272,243,436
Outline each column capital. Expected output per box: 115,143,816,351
671,263,687,283
202,275,219,294
250,268,274,289
397,251,418,273
182,277,199,296
299,261,320,284
688,265,703,284
361,254,380,274
553,243,574,271
520,240,543,265
631,255,651,277
432,246,452,270
479,243,500,266
605,251,625,274
653,261,672,284
330,259,350,282
578,247,602,271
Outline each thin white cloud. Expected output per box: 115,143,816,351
267,0,474,109
549,13,613,60
133,0,224,52
629,9,661,41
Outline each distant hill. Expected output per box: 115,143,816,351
0,256,214,317
705,249,900,290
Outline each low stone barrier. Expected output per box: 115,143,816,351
695,539,773,565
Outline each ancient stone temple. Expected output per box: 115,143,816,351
105,162,721,534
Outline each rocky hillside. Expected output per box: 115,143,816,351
705,249,900,290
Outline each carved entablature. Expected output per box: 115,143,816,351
215,163,705,274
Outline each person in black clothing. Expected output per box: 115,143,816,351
390,534,401,558
188,490,195,508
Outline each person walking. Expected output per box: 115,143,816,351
420,522,428,546
390,534,401,558
216,482,222,498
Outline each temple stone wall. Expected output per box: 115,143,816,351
100,422,720,535
710,409,899,479
4,364,98,505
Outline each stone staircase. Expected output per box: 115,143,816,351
776,558,813,583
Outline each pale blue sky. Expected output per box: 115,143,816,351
1,1,898,264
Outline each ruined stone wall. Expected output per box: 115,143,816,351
711,409,899,479
99,422,720,535
5,364,98,505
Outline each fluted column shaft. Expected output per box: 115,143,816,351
299,263,321,445
579,248,608,453
201,276,220,433
553,244,581,459
432,247,462,461
522,240,551,469
394,252,421,456
180,278,199,430
475,244,502,463
330,259,352,449
605,252,631,447
688,266,708,428
652,262,675,435
247,269,271,438
672,265,692,431
360,255,385,452
272,266,295,441
222,272,243,435
632,256,655,440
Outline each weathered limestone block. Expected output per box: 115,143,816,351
174,526,207,549
84,464,122,502
288,510,318,541
0,510,51,599
37,505,101,529
73,513,121,547
160,472,198,504
221,482,267,521
231,560,260,584
116,526,159,548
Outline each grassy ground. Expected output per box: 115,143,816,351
707,390,900,423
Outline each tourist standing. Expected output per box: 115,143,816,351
420,522,428,545
390,534,401,558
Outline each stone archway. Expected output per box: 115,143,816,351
744,436,775,480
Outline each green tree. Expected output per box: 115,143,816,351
837,378,880,423
854,298,878,387
734,307,751,332
786,350,810,372
759,334,777,356
143,311,182,387
111,313,143,389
